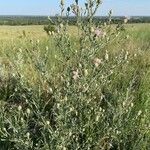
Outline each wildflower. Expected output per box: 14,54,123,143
18,105,22,111
93,58,102,67
94,28,103,37
72,69,79,80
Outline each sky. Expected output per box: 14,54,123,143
0,0,149,16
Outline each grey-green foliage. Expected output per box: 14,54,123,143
0,0,150,150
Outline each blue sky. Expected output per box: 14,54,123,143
0,0,149,16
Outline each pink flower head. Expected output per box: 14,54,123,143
95,28,106,38
95,29,102,37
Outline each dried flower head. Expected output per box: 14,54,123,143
94,28,106,38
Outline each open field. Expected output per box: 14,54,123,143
0,23,150,149
0,24,150,40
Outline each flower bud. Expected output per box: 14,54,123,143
96,0,101,4
26,132,30,139
84,69,88,76
90,27,95,33
18,105,22,111
60,0,64,6
26,108,31,114
46,121,50,125
67,7,70,12
60,23,63,28
75,0,78,4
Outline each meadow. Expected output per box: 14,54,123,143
0,5,150,150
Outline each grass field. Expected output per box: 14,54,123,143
0,23,150,149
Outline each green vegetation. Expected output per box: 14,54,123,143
0,1,150,150
0,16,150,26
